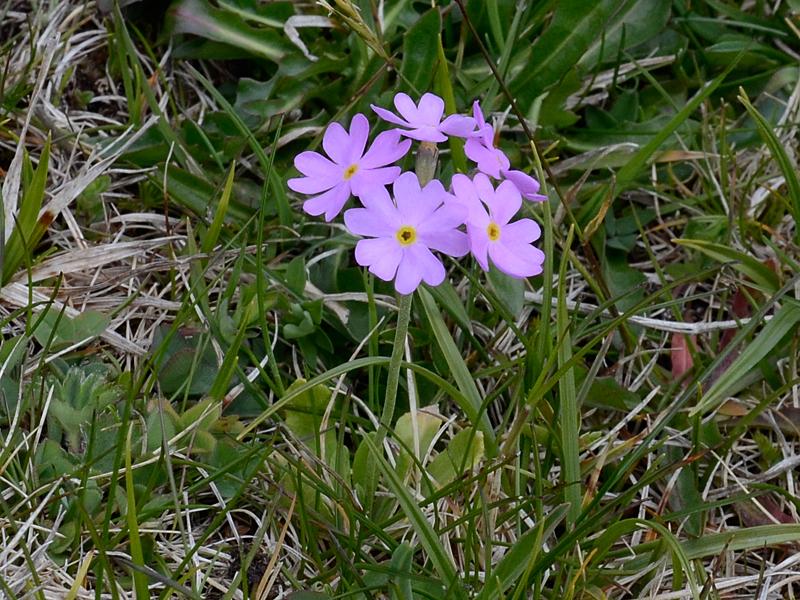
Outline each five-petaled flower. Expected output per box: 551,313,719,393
344,172,469,294
287,113,411,221
452,173,545,278
371,92,476,143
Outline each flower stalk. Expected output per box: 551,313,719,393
375,141,439,448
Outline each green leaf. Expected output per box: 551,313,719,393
509,0,617,104
691,302,800,416
577,66,734,225
487,267,525,317
400,8,441,93
556,228,581,526
417,287,497,457
674,239,780,293
389,544,414,600
201,161,235,254
428,429,484,487
167,0,293,63
578,0,671,67
2,135,51,283
31,309,110,350
152,325,218,396
394,407,441,479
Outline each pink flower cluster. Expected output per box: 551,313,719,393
287,92,546,294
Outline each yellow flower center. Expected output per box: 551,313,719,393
487,222,501,241
396,225,417,246
343,164,359,180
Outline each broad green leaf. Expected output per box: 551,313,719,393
557,229,581,526
579,0,671,67
488,267,525,317
167,0,293,63
428,429,484,487
152,325,218,396
417,287,497,457
394,407,442,478
509,0,617,105
674,238,780,293
691,302,800,416
31,309,111,350
400,8,440,93
389,544,414,600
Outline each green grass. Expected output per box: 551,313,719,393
1,0,800,598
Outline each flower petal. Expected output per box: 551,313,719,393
360,130,411,169
416,200,467,237
396,174,441,225
399,127,447,143
350,166,402,197
420,228,469,257
394,92,421,123
502,169,547,201
502,218,542,245
393,171,421,202
347,113,370,164
489,240,545,278
465,139,506,178
467,223,490,271
287,174,338,195
344,206,397,238
408,244,446,287
371,104,410,127
472,100,486,128
302,182,351,221
440,114,477,138
322,122,349,165
394,250,424,294
355,237,402,282
417,93,445,125
489,179,522,225
358,185,402,229
451,173,482,219
473,172,496,207
294,151,340,178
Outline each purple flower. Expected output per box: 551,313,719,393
371,92,476,143
503,169,547,202
343,172,469,294
464,101,547,202
452,173,544,278
287,113,411,221
464,100,510,178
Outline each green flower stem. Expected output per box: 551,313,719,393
374,292,412,449
373,141,436,448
